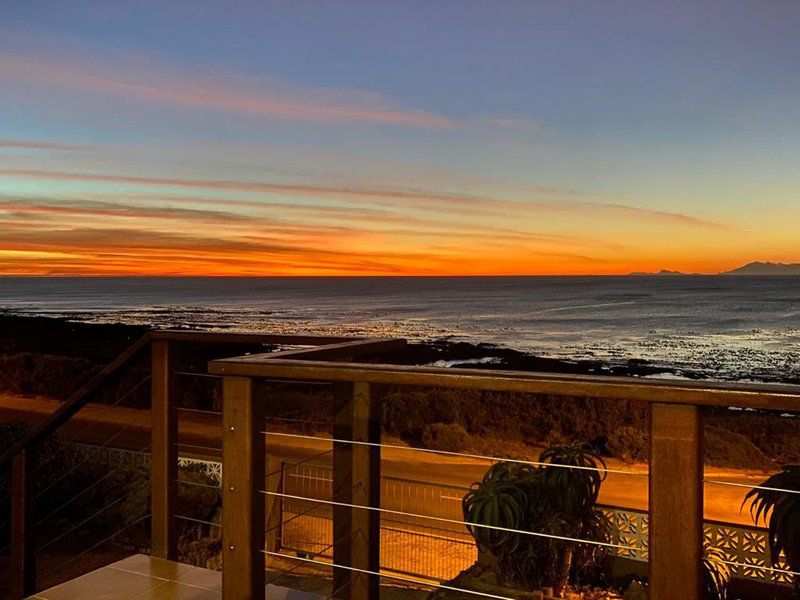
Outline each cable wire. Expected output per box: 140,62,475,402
263,431,644,478
36,480,150,555
39,514,150,582
265,448,334,480
262,491,639,552
265,552,519,600
704,479,800,496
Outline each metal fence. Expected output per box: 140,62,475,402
279,463,476,582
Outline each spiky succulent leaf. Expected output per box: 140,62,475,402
703,547,731,600
744,464,800,571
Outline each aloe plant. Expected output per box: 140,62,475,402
462,444,609,593
744,464,800,596
462,462,538,557
703,547,732,600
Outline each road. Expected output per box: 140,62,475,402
0,393,770,526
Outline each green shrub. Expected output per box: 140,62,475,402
421,423,470,453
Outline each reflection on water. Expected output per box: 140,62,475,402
1,275,798,381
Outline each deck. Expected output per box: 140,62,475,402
29,555,321,600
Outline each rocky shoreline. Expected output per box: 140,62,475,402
0,311,705,381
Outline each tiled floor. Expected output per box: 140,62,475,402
30,554,322,600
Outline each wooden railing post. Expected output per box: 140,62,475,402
332,381,382,600
10,450,35,599
151,338,178,560
223,376,266,600
649,403,703,600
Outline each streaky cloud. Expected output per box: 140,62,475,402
0,139,96,152
0,168,725,230
1,51,455,129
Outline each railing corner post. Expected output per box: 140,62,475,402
151,338,178,560
222,376,266,600
10,449,36,599
332,381,382,600
649,402,703,600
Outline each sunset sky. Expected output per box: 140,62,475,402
1,2,799,276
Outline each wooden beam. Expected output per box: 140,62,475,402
332,381,382,600
10,450,35,599
222,376,266,600
208,357,800,411
649,403,703,600
239,338,407,363
151,338,178,559
152,330,361,346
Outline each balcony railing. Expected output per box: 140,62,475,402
1,331,799,600
207,351,800,600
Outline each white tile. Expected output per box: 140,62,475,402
35,567,164,600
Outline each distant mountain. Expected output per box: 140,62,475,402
628,269,689,276
721,261,800,275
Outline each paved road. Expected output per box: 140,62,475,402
0,394,768,526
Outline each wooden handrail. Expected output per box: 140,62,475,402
234,337,406,362
149,331,360,345
208,357,800,411
0,331,376,470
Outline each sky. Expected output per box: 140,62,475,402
1,1,799,276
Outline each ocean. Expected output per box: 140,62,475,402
1,275,798,382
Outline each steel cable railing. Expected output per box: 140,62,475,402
266,553,516,600
266,533,347,585
31,373,152,476
0,378,153,561
262,490,640,553
0,373,152,515
703,478,800,496
263,431,645,478
175,515,221,529
35,479,151,556
265,448,334,480
33,435,150,504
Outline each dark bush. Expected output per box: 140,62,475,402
705,426,772,470
0,353,98,399
179,537,222,569
176,465,222,524
421,422,470,453
383,387,464,439
606,425,648,461
382,386,649,450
